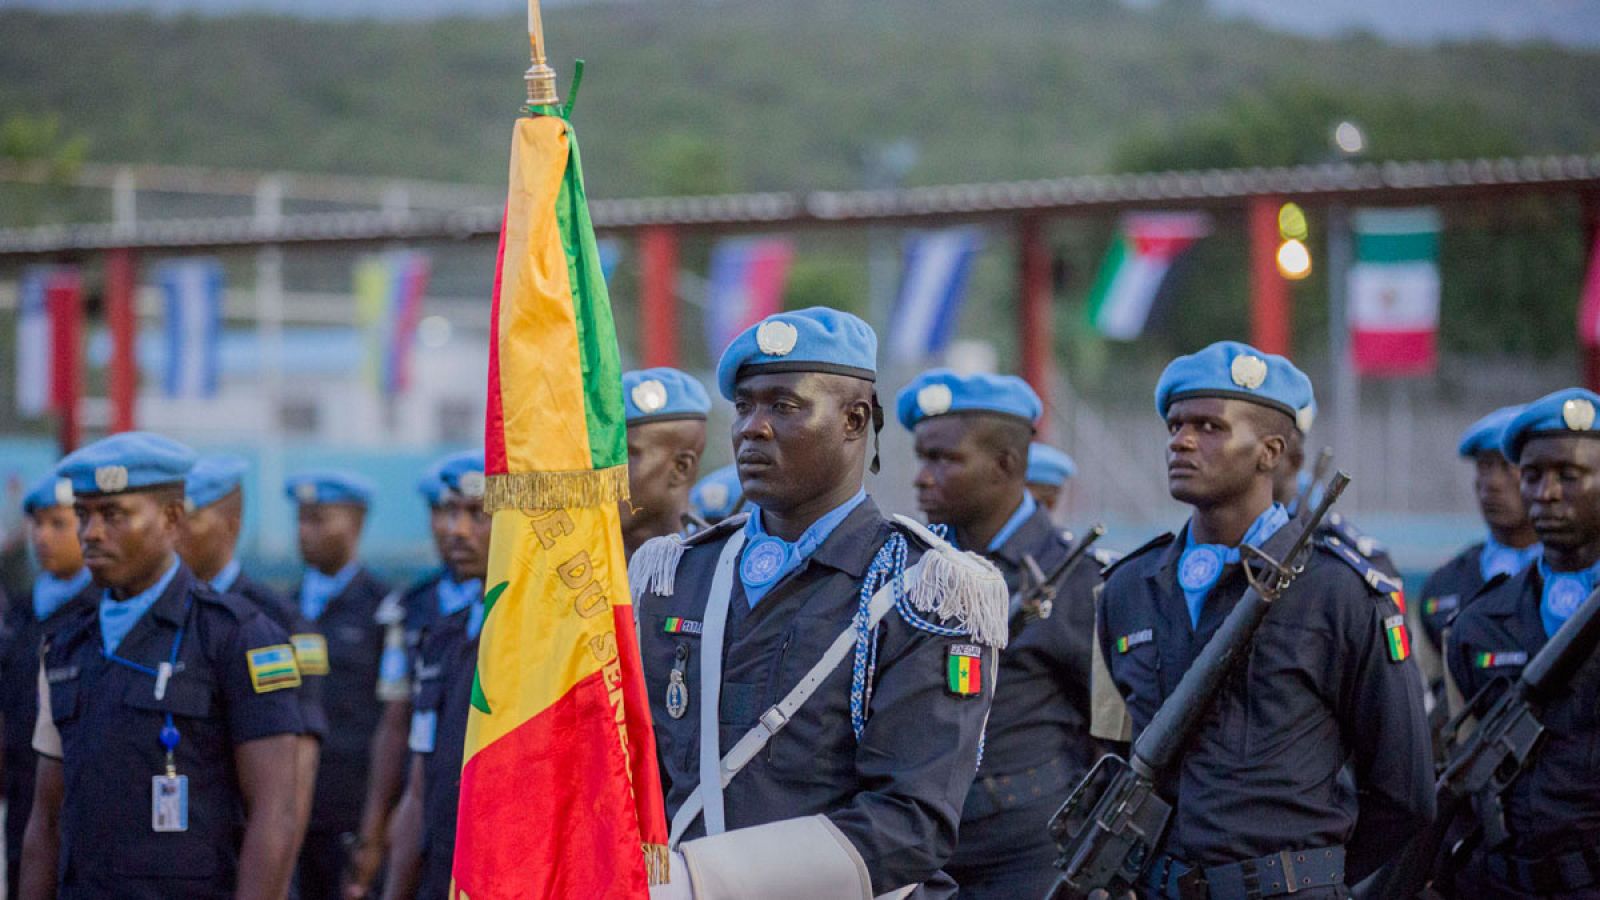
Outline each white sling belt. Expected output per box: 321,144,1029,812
669,536,924,848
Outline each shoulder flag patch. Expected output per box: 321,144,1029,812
1383,614,1411,662
247,644,302,693
1474,650,1529,669
946,644,983,697
1116,628,1154,654
290,633,330,675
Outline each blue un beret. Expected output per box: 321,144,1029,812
714,306,878,401
623,368,712,425
1501,388,1600,463
186,454,249,511
285,470,375,508
895,369,1042,431
1457,405,1525,458
690,464,744,521
438,451,487,501
1155,340,1317,432
417,456,451,507
22,471,74,515
1026,443,1077,487
57,432,197,497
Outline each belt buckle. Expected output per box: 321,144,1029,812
758,707,788,734
1278,850,1298,894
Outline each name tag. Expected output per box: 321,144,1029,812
1474,650,1528,669
408,710,438,753
662,617,703,635
1116,629,1154,653
152,775,189,832
45,665,80,684
1424,594,1459,616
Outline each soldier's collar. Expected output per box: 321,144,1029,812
149,563,196,627
986,501,1057,566
805,496,884,579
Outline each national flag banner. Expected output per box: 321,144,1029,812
703,236,794,360
157,258,224,399
1086,212,1210,340
887,227,983,363
456,105,667,899
1347,207,1442,377
14,267,54,417
597,236,622,283
355,251,431,396
1576,226,1600,348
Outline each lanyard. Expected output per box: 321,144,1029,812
103,598,192,775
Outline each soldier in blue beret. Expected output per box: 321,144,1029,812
690,464,744,525
282,470,392,900
638,308,1008,899
1445,388,1600,898
0,474,93,899
897,369,1104,899
621,368,711,559
178,455,328,886
1417,407,1539,703
1092,343,1431,898
382,452,491,900
22,432,308,899
1025,442,1077,512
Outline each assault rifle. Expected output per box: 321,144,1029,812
1043,473,1351,899
1354,582,1600,899
1009,525,1106,642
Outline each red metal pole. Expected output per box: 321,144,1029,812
1582,190,1600,391
1249,196,1291,357
106,248,139,433
639,226,679,368
48,270,84,453
1018,215,1054,427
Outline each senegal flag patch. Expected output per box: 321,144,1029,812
946,644,983,697
1383,615,1411,662
1116,629,1153,654
1474,650,1528,669
662,617,703,635
247,644,302,693
290,633,330,676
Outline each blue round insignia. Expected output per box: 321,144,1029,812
741,536,789,588
1545,576,1587,619
1178,546,1225,593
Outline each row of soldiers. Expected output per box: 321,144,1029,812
0,304,1595,899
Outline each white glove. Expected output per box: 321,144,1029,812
648,850,693,900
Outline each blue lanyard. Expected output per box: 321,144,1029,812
103,598,192,767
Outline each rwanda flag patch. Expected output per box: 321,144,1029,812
947,644,983,697
662,617,703,635
290,633,330,676
1383,615,1411,663
247,644,302,693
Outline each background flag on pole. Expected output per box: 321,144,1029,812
703,236,794,360
1578,227,1600,390
455,106,667,900
597,236,622,283
1085,213,1210,340
887,227,983,363
355,251,431,396
157,258,224,399
1348,207,1442,377
14,267,54,417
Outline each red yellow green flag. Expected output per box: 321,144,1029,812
452,104,668,898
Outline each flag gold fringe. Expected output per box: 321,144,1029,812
644,842,670,885
484,464,630,513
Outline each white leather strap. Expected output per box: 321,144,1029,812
692,531,745,839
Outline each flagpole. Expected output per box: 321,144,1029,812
525,0,559,107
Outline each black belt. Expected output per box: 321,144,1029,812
1143,845,1346,900
1487,842,1600,894
961,755,1075,820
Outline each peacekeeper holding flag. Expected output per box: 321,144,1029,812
1092,342,1432,899
634,307,1010,900
21,432,308,900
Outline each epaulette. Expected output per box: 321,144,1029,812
628,513,750,601
1319,533,1402,595
891,515,1010,649
1322,513,1387,560
1091,548,1124,569
1102,532,1174,580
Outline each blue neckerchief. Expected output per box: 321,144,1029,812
740,489,868,607
987,492,1038,553
99,558,180,654
437,576,486,639
210,558,243,594
299,560,360,623
1178,503,1290,629
34,568,91,622
1538,558,1600,638
1480,537,1541,583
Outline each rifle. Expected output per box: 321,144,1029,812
1291,446,1334,517
1010,525,1106,642
1043,473,1351,899
1353,582,1600,899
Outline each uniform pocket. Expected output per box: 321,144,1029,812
48,675,81,724
113,835,218,877
121,675,216,720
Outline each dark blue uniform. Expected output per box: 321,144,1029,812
1446,568,1600,898
1096,525,1433,899
408,601,477,900
0,580,94,899
231,572,329,741
945,510,1102,899
1419,543,1488,656
290,566,391,898
37,565,307,899
637,500,997,898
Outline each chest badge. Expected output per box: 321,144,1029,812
665,670,690,719
291,633,331,675
1116,629,1154,654
946,644,983,697
662,617,703,635
741,537,788,588
1474,650,1528,669
1178,546,1224,592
